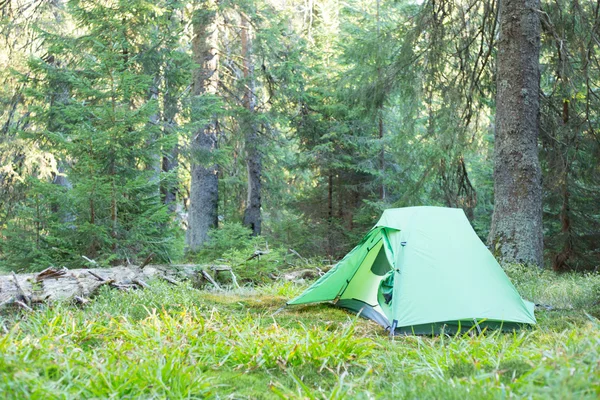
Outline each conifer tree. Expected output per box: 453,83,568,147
1,0,598,269
240,10,262,236
1,0,182,268
187,0,220,252
538,0,600,271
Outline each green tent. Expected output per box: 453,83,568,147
288,207,536,334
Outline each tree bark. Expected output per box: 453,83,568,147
327,173,333,256
161,10,182,213
378,110,385,200
376,0,385,201
47,49,74,224
161,81,179,213
186,1,220,252
0,264,228,306
241,13,262,236
488,0,543,266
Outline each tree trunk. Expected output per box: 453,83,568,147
47,49,74,224
186,1,220,252
0,264,229,307
327,173,333,256
241,13,262,236
552,99,574,272
378,110,385,200
488,0,543,266
376,0,385,201
161,82,179,213
51,162,75,226
161,10,181,213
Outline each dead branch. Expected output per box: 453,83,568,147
159,275,179,285
132,278,150,289
140,253,155,268
14,300,33,312
210,265,241,288
11,271,30,305
36,267,68,281
88,270,107,282
246,249,270,261
288,248,308,264
200,270,222,290
74,296,89,305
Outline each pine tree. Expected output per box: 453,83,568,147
240,10,262,236
1,0,181,268
186,0,221,252
538,0,600,271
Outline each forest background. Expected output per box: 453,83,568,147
0,0,599,274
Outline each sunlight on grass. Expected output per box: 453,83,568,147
0,270,599,399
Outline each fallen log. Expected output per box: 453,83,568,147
0,264,224,309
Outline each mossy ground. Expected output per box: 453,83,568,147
0,265,599,399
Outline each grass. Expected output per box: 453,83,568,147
0,266,599,399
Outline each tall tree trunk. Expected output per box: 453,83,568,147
376,0,385,201
186,1,220,252
47,1,74,223
161,10,181,213
241,13,262,236
552,100,574,271
488,0,543,266
48,66,74,224
161,80,179,213
327,173,333,256
378,110,385,200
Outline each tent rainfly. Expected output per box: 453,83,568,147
287,207,536,335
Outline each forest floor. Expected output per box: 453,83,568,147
0,265,598,399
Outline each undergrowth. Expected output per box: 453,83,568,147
188,222,325,285
0,265,598,399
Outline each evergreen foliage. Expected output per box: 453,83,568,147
538,0,600,271
0,2,600,397
1,0,187,268
0,0,598,270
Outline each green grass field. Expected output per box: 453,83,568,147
1,265,599,399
